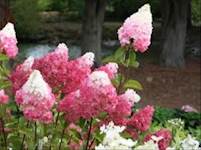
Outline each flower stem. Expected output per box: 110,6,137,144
55,112,60,126
88,138,95,150
20,121,29,149
0,117,7,149
85,118,93,150
58,125,66,150
34,122,37,144
117,49,130,94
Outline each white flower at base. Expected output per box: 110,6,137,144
135,140,159,150
167,118,184,128
95,122,137,150
180,134,200,150
166,147,176,150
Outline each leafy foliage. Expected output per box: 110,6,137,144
11,0,41,37
192,0,201,24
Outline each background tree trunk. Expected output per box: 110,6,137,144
81,0,107,65
160,0,189,67
0,0,14,29
0,0,7,28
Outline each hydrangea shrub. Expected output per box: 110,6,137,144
0,4,200,150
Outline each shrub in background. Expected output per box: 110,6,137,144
10,0,41,38
191,0,201,25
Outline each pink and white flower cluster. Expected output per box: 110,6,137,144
144,129,172,150
0,23,18,58
118,4,152,52
15,70,55,123
128,105,154,132
11,45,151,127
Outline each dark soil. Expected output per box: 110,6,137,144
129,56,201,111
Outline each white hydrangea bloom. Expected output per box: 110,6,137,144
137,4,152,23
88,71,111,88
124,89,141,104
55,43,69,59
95,122,137,150
180,135,200,150
22,70,50,99
167,118,184,128
107,62,118,73
0,22,16,38
80,52,95,67
135,140,159,150
166,147,176,150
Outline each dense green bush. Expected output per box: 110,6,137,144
106,0,160,21
192,0,201,24
11,0,41,37
38,0,52,11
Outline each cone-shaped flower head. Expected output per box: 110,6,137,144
0,22,18,58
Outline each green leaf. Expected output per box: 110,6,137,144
0,53,9,61
112,74,125,88
122,50,140,68
114,47,126,63
102,47,126,65
69,128,81,141
123,79,143,90
0,80,11,89
125,51,134,67
102,55,116,63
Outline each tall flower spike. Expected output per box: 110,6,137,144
15,70,55,123
0,22,18,58
118,4,152,52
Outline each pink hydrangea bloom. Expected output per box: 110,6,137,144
10,56,34,93
118,4,152,52
0,90,9,104
144,129,172,150
33,45,93,94
128,105,154,131
62,52,94,94
108,89,140,125
15,70,55,123
33,43,69,90
97,62,118,79
0,22,18,58
109,95,132,125
58,71,118,122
